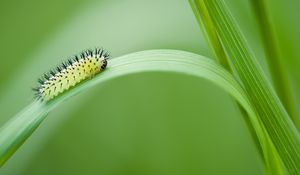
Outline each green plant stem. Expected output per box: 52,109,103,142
190,0,300,174
251,0,299,130
204,1,300,174
190,0,264,162
189,0,230,70
189,1,285,174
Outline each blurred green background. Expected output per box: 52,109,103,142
0,0,299,174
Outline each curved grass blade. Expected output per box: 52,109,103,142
0,50,267,168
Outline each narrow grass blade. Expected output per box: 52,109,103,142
251,0,299,129
189,0,266,165
189,0,230,71
189,1,285,174
0,49,265,168
194,0,300,174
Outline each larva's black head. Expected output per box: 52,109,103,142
101,59,107,69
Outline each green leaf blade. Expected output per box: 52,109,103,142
250,0,297,126
0,49,264,168
193,0,300,174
